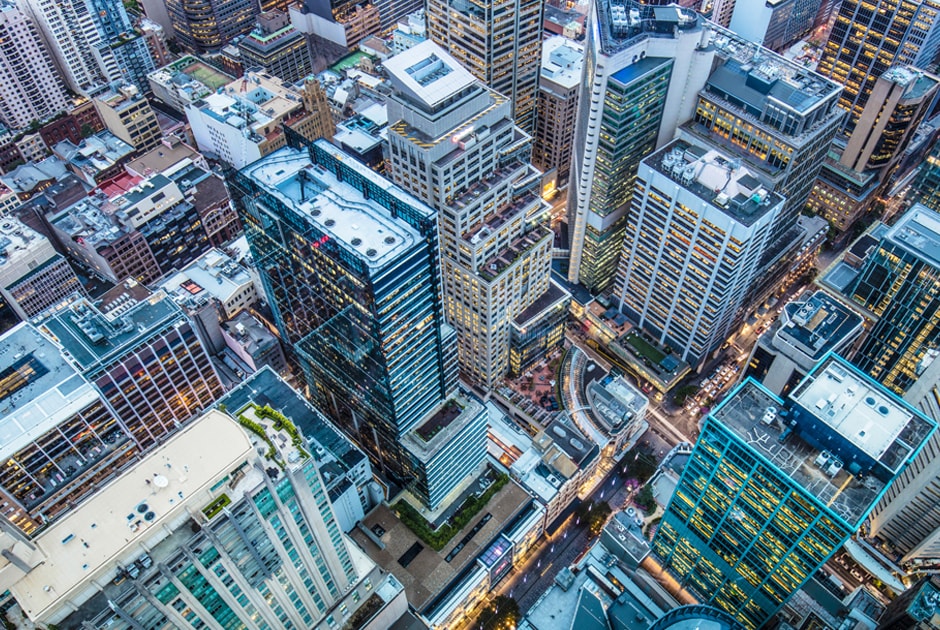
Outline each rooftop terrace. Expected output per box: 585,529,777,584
384,41,476,109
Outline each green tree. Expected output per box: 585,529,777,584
475,596,520,630
635,484,655,512
587,501,612,536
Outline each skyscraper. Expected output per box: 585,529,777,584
566,3,715,293
0,0,69,130
229,137,487,508
816,0,940,136
165,0,258,53
615,140,783,371
1,409,408,628
846,204,940,394
808,67,939,232
533,36,583,193
653,354,935,628
426,0,542,132
384,41,567,388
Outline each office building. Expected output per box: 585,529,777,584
728,0,825,52
845,205,940,394
391,9,426,54
816,0,940,136
809,67,939,232
50,171,213,284
676,26,843,292
615,140,783,371
744,290,864,396
0,1,69,131
161,248,258,320
288,0,381,56
2,408,409,628
652,354,935,628
93,83,162,154
137,17,172,67
237,10,313,83
229,138,487,508
533,36,583,193
39,281,224,450
0,217,84,321
385,41,565,388
875,576,940,628
165,0,258,53
909,140,940,214
217,367,379,531
426,0,542,132
187,70,335,169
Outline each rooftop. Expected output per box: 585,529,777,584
881,203,940,268
588,375,649,436
9,410,254,622
0,325,97,461
513,280,570,326
148,55,233,92
124,137,201,178
159,248,253,308
241,143,428,270
383,41,476,109
403,395,484,462
190,70,303,137
790,356,933,472
712,357,934,527
646,140,783,226
596,0,702,56
0,217,56,272
541,36,584,90
883,65,940,100
53,132,134,181
216,367,366,473
774,291,864,362
39,282,183,373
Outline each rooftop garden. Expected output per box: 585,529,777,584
393,472,509,551
415,399,463,442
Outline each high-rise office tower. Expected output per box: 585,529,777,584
229,137,487,508
425,0,542,132
875,576,940,629
93,83,162,153
533,36,583,193
22,0,154,95
165,0,258,53
566,5,716,293
1,409,408,628
728,0,825,51
816,0,940,137
652,354,935,629
615,140,783,371
808,67,939,232
846,204,940,394
0,0,69,130
39,281,225,450
909,140,940,213
236,10,313,83
385,41,567,388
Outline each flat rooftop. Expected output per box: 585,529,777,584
790,357,933,472
712,380,882,527
39,284,182,372
882,204,940,269
160,248,253,306
383,40,476,109
349,481,531,609
541,36,584,89
646,140,783,226
10,410,254,621
0,325,98,460
775,291,863,361
241,145,423,270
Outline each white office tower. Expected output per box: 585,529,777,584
0,1,69,129
385,41,568,388
615,140,784,371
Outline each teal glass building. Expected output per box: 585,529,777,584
653,354,935,628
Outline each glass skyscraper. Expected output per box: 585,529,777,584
847,205,940,394
653,354,935,628
229,137,486,508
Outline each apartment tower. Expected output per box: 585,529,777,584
385,41,567,388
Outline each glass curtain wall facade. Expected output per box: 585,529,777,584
229,136,457,487
847,205,940,394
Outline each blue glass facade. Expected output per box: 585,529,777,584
229,138,457,489
653,354,935,629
